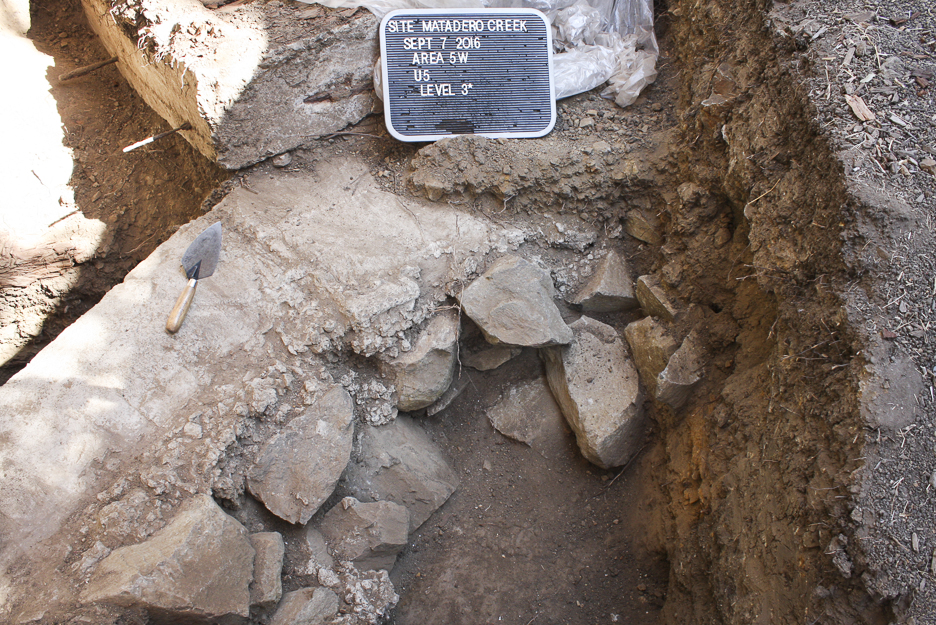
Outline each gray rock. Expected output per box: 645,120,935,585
464,345,522,371
81,494,254,620
542,317,645,469
82,0,379,168
860,342,925,431
572,251,638,312
270,587,340,625
385,310,459,412
249,532,284,610
304,527,334,570
624,210,663,246
318,497,410,572
656,330,706,409
247,386,354,524
623,316,679,397
459,255,573,347
342,415,458,532
635,275,679,322
487,377,571,460
880,55,905,83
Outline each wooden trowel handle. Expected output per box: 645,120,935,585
166,278,198,334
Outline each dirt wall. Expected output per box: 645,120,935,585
653,0,890,622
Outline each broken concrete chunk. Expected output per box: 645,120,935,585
342,414,458,532
487,377,571,460
315,564,399,623
247,386,354,524
459,255,573,347
81,494,254,620
270,587,340,625
385,310,459,412
318,497,410,573
572,250,638,312
542,317,646,469
82,0,379,168
464,345,522,371
624,209,663,246
249,532,285,610
656,330,706,409
636,274,680,322
623,316,679,397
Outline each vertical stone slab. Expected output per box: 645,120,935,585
270,587,339,625
542,316,645,469
249,532,284,610
384,310,460,412
572,251,638,312
318,497,410,573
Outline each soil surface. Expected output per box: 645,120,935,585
779,0,936,622
5,0,936,623
387,330,670,625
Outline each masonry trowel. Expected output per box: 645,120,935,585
165,222,222,334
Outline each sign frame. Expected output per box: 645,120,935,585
379,8,556,142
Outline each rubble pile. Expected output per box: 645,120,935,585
73,228,707,625
0,139,711,623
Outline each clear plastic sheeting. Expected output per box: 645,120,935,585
546,1,657,105
307,0,657,107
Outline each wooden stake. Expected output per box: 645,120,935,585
58,56,118,82
123,123,192,153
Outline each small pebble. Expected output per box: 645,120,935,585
592,140,612,153
272,152,292,168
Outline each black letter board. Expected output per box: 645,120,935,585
380,8,556,142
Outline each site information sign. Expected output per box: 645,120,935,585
379,8,556,142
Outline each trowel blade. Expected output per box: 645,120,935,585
181,222,222,279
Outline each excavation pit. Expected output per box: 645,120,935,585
2,0,936,623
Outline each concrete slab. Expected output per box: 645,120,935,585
81,0,379,168
0,153,522,621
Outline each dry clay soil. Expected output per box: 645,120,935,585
5,0,936,624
